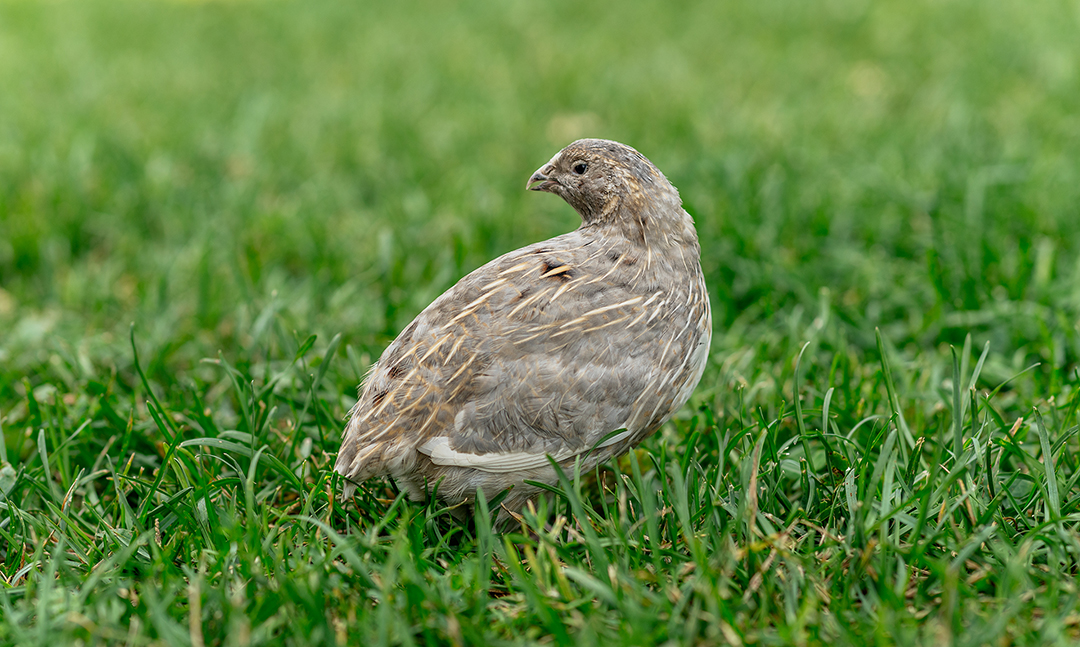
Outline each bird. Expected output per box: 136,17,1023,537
334,138,711,521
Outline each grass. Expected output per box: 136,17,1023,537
2,0,1080,644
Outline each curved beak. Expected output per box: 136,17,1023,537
527,164,558,192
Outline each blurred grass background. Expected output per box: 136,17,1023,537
3,0,1080,644
3,0,1077,390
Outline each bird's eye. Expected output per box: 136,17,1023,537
572,162,588,175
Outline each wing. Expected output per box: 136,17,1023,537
335,227,710,482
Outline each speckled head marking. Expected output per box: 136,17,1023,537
527,139,682,226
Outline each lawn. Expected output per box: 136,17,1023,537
2,0,1080,644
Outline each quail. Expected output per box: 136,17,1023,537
335,139,711,519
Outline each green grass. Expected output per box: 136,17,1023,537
3,0,1080,644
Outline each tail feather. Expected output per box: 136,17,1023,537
334,446,376,502
340,478,359,501
336,412,419,501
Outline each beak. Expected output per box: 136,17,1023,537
527,164,558,192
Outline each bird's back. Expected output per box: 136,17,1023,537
335,221,710,509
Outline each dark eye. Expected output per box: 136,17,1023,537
572,162,588,175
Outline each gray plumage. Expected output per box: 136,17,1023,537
335,139,711,518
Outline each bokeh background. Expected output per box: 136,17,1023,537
3,0,1078,403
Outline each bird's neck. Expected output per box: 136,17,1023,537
592,189,700,255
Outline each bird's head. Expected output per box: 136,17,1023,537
527,139,684,229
